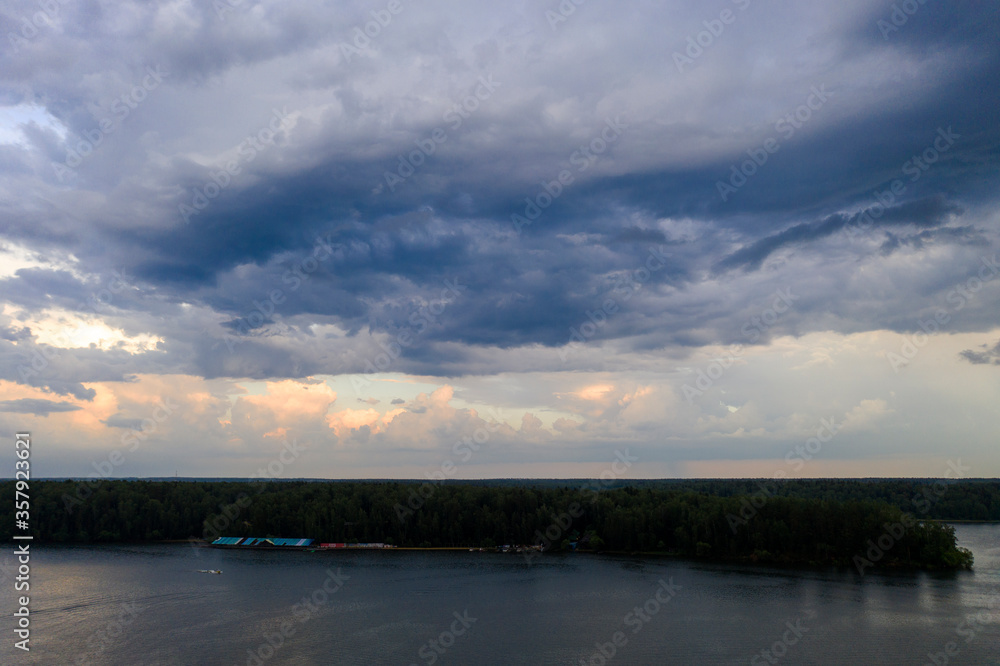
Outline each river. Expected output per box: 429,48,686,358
2,525,998,664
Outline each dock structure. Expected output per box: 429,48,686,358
209,537,396,550
210,537,313,548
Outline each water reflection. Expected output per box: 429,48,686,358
0,524,995,665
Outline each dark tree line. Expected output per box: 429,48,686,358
0,478,983,570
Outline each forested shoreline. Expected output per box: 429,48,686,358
2,478,987,570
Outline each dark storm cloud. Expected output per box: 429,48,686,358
1,0,999,383
0,398,81,415
960,340,1000,366
0,330,151,398
1,268,91,307
101,415,145,429
879,225,987,256
852,0,998,54
41,381,97,401
714,197,964,274
0,324,31,341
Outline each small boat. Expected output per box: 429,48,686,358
196,569,223,574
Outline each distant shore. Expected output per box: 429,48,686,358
5,478,987,572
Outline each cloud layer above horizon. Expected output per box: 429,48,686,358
1,0,999,478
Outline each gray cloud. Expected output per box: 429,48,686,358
714,197,964,274
101,415,145,430
0,0,997,384
0,398,81,415
960,340,1000,366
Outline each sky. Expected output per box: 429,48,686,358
1,0,998,480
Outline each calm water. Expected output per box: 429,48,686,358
2,525,999,665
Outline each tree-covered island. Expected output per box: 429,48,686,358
2,478,983,571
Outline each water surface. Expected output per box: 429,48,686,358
2,525,998,664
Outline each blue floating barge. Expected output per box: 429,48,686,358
210,537,314,549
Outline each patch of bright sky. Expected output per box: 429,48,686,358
0,240,82,279
319,373,444,412
233,381,269,396
4,305,162,353
226,374,562,430
218,374,535,429
0,104,67,147
448,381,577,429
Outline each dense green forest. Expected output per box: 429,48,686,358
2,478,986,570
